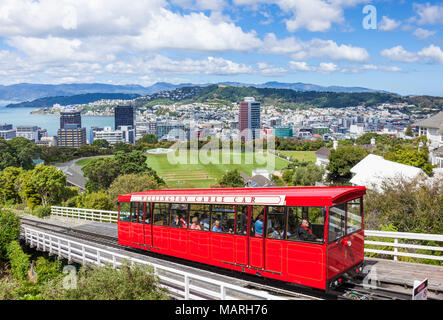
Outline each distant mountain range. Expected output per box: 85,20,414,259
0,81,389,103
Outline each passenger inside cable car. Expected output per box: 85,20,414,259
190,217,201,230
236,206,248,235
212,220,222,232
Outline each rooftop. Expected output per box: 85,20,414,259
414,111,443,130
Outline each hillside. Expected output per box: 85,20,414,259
0,81,383,102
135,85,443,110
5,93,141,108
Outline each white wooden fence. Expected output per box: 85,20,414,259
364,230,443,262
51,206,118,223
21,225,285,300
50,206,443,262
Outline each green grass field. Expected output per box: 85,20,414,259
277,151,316,163
145,151,289,189
75,151,290,189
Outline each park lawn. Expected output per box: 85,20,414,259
145,151,289,189
278,151,316,163
75,158,102,166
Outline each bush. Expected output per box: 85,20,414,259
6,241,30,282
0,209,20,259
40,261,169,300
32,206,52,218
0,279,20,300
34,257,63,285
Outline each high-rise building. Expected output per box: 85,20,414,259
57,124,87,148
115,105,135,130
57,108,86,148
60,108,81,129
239,97,261,141
0,124,16,140
16,126,39,142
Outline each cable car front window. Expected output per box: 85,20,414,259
328,204,346,243
118,202,131,222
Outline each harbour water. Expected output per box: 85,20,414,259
0,104,114,137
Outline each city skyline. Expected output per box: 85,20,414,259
0,1,442,96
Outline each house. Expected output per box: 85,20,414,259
240,172,277,188
315,147,331,168
430,146,443,169
414,111,443,148
349,154,425,191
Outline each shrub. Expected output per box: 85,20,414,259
0,209,20,259
34,257,63,285
32,206,52,218
6,241,30,282
40,261,169,300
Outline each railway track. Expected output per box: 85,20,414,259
20,216,429,301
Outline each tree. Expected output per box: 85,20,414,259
91,139,110,149
405,124,414,137
365,176,442,235
385,147,434,175
137,134,158,145
0,138,19,170
292,163,325,186
215,169,244,188
7,137,41,169
0,209,20,259
115,151,149,175
108,174,160,201
21,165,68,207
82,157,121,192
326,146,368,183
0,167,24,204
75,191,115,211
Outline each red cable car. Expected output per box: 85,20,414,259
117,186,366,291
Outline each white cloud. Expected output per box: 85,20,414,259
381,45,443,64
288,61,313,71
288,60,402,74
263,33,369,62
379,16,400,31
233,0,370,32
256,62,287,75
413,3,443,25
133,9,261,52
413,28,436,40
381,46,419,63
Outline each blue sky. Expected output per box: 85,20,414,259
0,0,442,95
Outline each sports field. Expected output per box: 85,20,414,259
145,151,289,189
277,151,316,163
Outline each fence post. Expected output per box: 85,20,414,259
394,238,398,262
184,275,190,299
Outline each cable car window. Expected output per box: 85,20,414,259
266,206,286,240
328,204,346,243
250,206,265,237
170,203,188,228
130,202,138,223
286,207,324,243
346,198,362,234
135,202,144,224
211,205,235,234
144,203,151,224
153,203,170,226
236,205,248,236
189,204,210,231
118,202,131,222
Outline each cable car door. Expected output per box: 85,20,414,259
248,206,265,269
130,202,145,249
326,204,346,279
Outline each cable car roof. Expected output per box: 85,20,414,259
118,186,366,207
